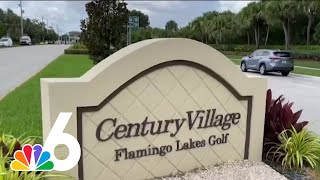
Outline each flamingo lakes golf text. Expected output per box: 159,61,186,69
95,109,241,161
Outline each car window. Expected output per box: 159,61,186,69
254,50,264,56
273,51,291,57
262,51,270,56
252,50,260,56
0,39,8,41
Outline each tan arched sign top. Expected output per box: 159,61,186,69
41,38,267,180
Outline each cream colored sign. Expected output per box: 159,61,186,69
41,38,267,180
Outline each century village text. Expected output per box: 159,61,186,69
95,108,241,161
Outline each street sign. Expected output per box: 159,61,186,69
128,16,139,29
127,16,139,45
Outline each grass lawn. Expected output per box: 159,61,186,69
0,55,94,138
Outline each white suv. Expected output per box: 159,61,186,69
0,37,13,47
20,36,32,45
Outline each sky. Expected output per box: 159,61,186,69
0,1,251,35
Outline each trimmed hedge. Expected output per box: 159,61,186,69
211,44,320,60
210,44,320,52
71,43,87,49
64,48,89,55
64,44,89,55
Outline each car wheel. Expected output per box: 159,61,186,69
259,64,266,75
281,71,289,76
240,62,247,72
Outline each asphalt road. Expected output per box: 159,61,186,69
246,71,320,134
0,45,69,98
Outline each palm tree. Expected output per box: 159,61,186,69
239,2,265,49
298,0,320,45
190,17,205,42
238,8,253,45
266,1,297,49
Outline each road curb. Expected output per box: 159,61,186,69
290,73,320,80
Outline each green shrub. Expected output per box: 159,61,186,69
71,43,87,49
264,89,308,154
210,44,320,60
268,128,320,170
291,51,320,61
64,48,88,55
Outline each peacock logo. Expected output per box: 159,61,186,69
10,144,54,171
10,113,81,172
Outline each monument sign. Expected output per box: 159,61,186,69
41,38,267,180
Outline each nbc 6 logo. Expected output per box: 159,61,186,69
10,113,81,171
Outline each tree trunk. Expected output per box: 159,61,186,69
281,21,289,50
265,25,269,45
254,27,258,49
257,25,260,49
247,31,250,45
307,13,313,45
288,19,291,48
219,29,222,44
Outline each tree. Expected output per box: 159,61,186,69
239,2,266,48
114,1,320,48
81,0,129,64
129,10,150,28
314,22,320,44
165,20,178,32
266,1,297,49
298,0,320,45
0,8,56,43
237,8,252,45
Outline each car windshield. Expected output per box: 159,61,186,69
21,38,29,41
0,38,8,42
273,52,291,57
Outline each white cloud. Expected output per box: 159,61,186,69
0,1,251,32
218,1,251,12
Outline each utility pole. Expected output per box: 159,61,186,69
18,0,24,37
56,25,60,43
46,19,49,33
41,16,45,42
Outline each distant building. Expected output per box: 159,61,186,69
68,31,81,44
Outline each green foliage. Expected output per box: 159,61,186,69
81,0,129,64
268,128,320,170
264,89,308,154
165,20,178,32
64,49,88,55
71,43,87,49
210,44,320,60
64,43,88,55
0,8,58,43
129,1,320,48
314,23,320,44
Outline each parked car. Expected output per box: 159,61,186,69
240,49,294,76
20,36,32,45
0,37,13,47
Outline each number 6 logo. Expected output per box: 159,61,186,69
43,112,81,171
